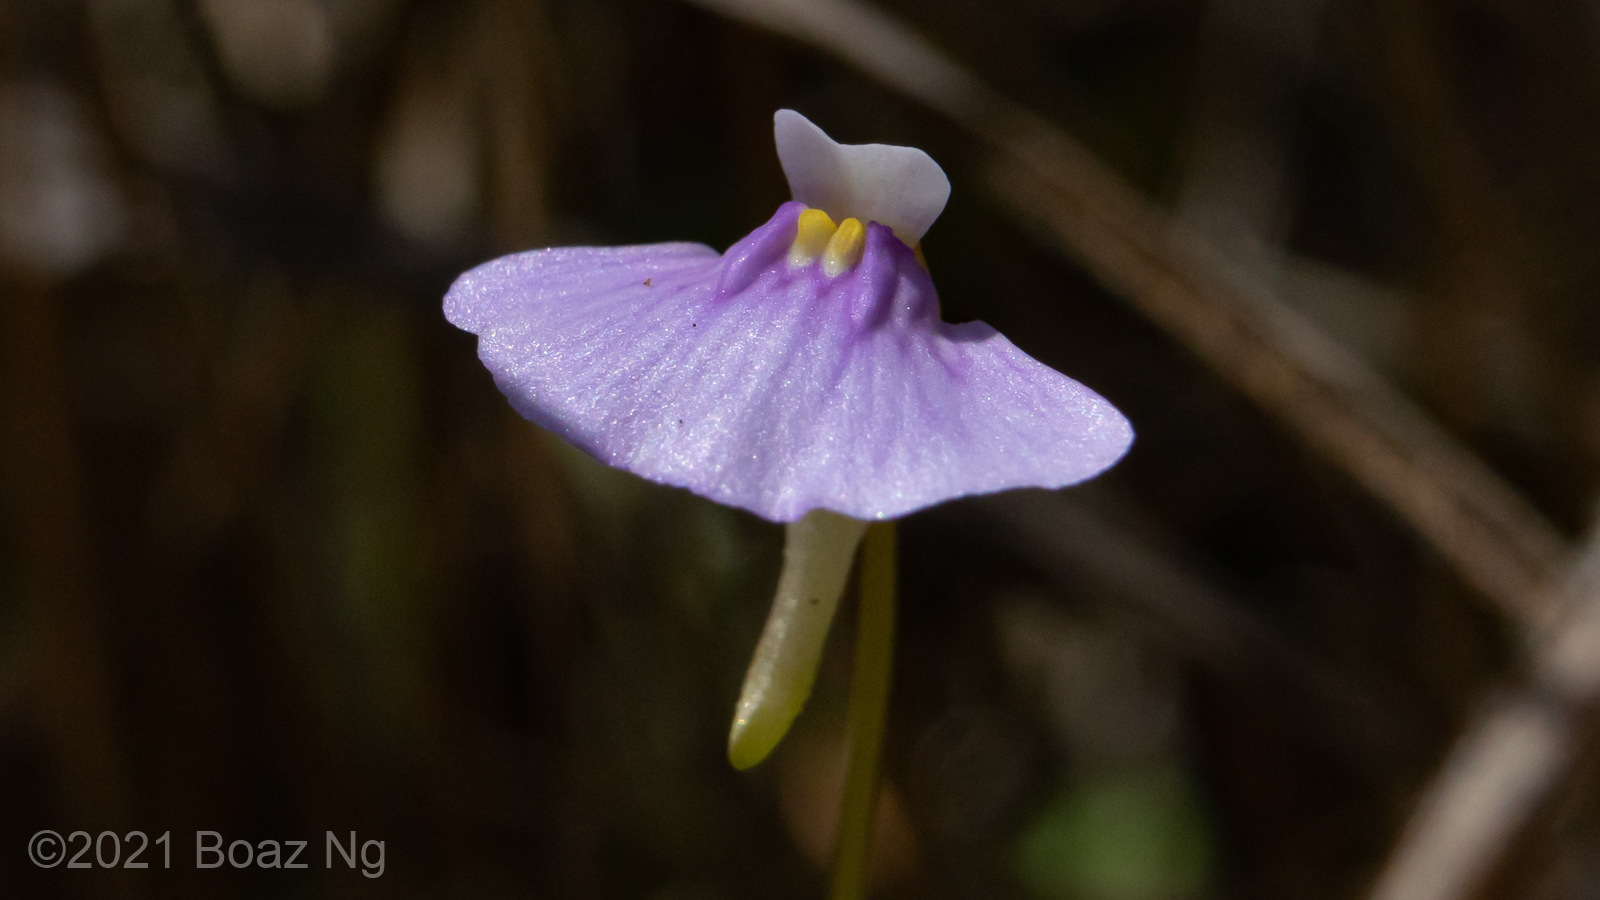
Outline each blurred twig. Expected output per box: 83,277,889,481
1366,695,1572,900
1367,511,1600,900
985,165,1567,626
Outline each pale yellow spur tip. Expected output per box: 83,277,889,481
727,510,868,770
728,715,783,771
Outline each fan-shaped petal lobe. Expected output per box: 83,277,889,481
445,202,1133,522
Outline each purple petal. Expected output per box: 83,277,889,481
445,202,1133,522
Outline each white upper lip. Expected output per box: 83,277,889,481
773,109,950,245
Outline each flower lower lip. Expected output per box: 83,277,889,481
445,199,1131,524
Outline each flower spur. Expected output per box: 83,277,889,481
444,110,1132,775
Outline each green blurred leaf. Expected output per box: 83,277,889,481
1018,762,1212,900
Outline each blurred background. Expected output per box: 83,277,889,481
4,0,1600,897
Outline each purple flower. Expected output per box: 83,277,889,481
445,110,1132,768
444,115,1131,523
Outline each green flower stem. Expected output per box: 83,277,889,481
829,521,897,900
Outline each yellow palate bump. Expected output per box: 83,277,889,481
822,217,865,277
789,208,837,267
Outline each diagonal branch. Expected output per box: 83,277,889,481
1366,512,1600,900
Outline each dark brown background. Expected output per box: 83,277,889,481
3,0,1600,897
